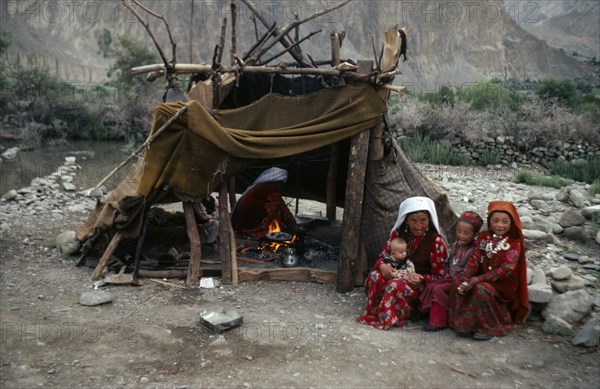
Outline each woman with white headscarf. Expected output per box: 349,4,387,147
231,167,297,238
358,196,448,330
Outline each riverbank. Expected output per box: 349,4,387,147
0,158,599,388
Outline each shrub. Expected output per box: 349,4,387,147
479,149,501,166
457,80,521,111
400,133,468,166
535,77,577,105
514,170,570,188
549,155,600,184
589,179,600,196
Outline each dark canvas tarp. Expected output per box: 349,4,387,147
138,85,386,197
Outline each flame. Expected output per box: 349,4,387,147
268,219,281,233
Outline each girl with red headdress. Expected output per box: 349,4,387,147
448,201,529,340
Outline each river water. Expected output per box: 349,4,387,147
0,140,131,195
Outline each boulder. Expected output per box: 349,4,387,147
596,231,600,246
531,267,547,285
571,317,600,347
548,265,572,281
543,289,593,323
526,267,534,285
530,199,551,211
542,314,573,336
555,187,570,202
581,205,600,220
533,218,563,235
528,283,553,303
561,226,587,242
2,189,18,201
558,209,586,227
569,189,586,208
520,215,536,230
523,229,555,243
63,182,77,191
56,230,81,255
550,275,586,293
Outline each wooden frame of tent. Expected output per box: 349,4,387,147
84,0,417,293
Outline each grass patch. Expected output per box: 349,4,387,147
401,133,468,166
515,170,571,188
589,179,600,196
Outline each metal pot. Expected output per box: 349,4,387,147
281,247,300,268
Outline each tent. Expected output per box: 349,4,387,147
76,1,457,292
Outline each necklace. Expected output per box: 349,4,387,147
484,234,510,259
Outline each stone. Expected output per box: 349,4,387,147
577,256,594,264
520,215,535,230
549,265,572,281
64,156,76,165
542,289,593,324
531,267,547,285
555,187,570,202
63,182,77,191
526,267,534,285
596,231,600,245
87,188,103,198
542,314,573,336
569,189,586,208
55,230,81,255
530,199,551,211
528,283,553,303
562,253,580,261
1,147,20,160
523,229,555,243
558,209,586,227
2,189,18,201
550,275,586,293
561,226,586,242
533,218,563,235
79,291,114,306
581,205,600,220
571,317,600,347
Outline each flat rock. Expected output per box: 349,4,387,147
533,218,563,235
530,199,551,211
571,317,600,347
550,275,586,293
79,290,114,306
531,267,547,285
558,209,586,227
543,289,593,324
562,253,580,262
528,283,553,303
523,229,554,243
542,314,573,336
569,189,586,208
549,265,572,281
63,182,77,191
581,205,600,220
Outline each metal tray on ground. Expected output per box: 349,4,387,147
197,307,243,334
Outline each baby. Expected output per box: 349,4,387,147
383,237,415,281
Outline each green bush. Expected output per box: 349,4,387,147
458,80,521,111
549,155,600,184
514,170,570,188
535,77,577,105
589,179,600,196
479,149,501,166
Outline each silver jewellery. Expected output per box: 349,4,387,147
484,234,510,259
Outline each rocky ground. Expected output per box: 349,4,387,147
1,157,599,389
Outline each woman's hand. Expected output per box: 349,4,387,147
406,273,423,288
379,263,396,281
457,277,479,295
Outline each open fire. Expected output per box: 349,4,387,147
258,219,298,252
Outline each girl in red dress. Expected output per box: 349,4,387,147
358,197,447,330
448,201,529,340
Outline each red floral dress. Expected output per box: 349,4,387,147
358,230,447,330
448,232,521,336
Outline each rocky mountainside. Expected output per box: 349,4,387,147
505,0,599,59
1,0,595,87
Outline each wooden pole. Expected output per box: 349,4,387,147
93,105,188,190
90,232,122,281
132,206,150,280
218,184,232,282
230,0,237,66
337,129,370,293
183,202,202,286
326,31,343,221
